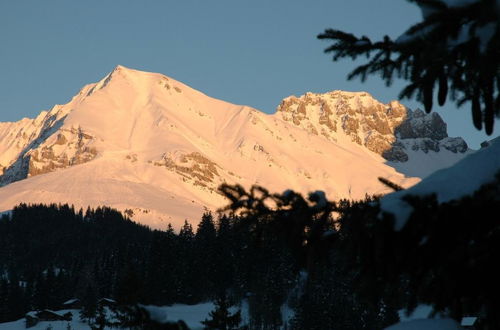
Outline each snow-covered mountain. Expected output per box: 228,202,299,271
381,137,500,230
0,66,471,229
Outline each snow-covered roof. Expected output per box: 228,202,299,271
39,309,62,315
63,298,79,305
25,311,37,318
461,316,477,326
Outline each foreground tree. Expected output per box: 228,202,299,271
202,292,242,330
318,0,500,134
79,284,98,324
337,172,500,329
218,185,398,329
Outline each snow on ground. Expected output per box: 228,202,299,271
0,310,88,330
0,303,477,329
398,304,433,322
387,148,472,179
397,304,478,328
147,302,247,329
381,137,500,230
385,318,463,330
0,303,246,330
143,303,216,329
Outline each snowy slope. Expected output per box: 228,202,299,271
0,66,469,229
381,137,500,230
385,318,463,330
0,304,223,330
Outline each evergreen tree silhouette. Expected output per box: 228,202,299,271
202,292,242,330
80,284,98,324
318,0,500,134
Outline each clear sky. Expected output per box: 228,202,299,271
0,0,497,148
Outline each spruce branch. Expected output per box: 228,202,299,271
319,0,500,134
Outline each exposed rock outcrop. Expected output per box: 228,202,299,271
154,151,221,190
0,126,97,186
276,91,468,163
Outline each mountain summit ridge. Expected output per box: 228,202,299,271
276,90,468,164
0,66,471,229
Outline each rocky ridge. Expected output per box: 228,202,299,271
276,91,468,163
0,107,97,186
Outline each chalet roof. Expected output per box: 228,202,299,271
63,298,80,305
461,317,477,326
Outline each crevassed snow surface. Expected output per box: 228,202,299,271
381,137,500,230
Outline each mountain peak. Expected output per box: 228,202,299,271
85,65,160,98
0,67,473,229
108,64,140,79
109,64,144,78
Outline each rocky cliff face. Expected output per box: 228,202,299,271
153,151,222,191
276,91,468,163
0,107,97,186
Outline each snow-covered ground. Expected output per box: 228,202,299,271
381,137,500,230
1,303,476,329
0,309,90,330
387,147,473,179
143,303,217,329
385,318,463,330
0,303,244,330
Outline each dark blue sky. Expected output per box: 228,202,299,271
0,0,497,147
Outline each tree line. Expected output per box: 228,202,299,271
0,171,498,329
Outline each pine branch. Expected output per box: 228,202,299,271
319,0,500,134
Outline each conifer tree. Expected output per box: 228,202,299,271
179,220,195,242
145,232,168,304
214,214,236,293
94,303,107,330
80,284,98,324
2,276,28,322
176,220,197,303
115,266,143,305
196,212,217,244
195,212,217,299
202,292,242,330
0,279,8,322
318,0,500,134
